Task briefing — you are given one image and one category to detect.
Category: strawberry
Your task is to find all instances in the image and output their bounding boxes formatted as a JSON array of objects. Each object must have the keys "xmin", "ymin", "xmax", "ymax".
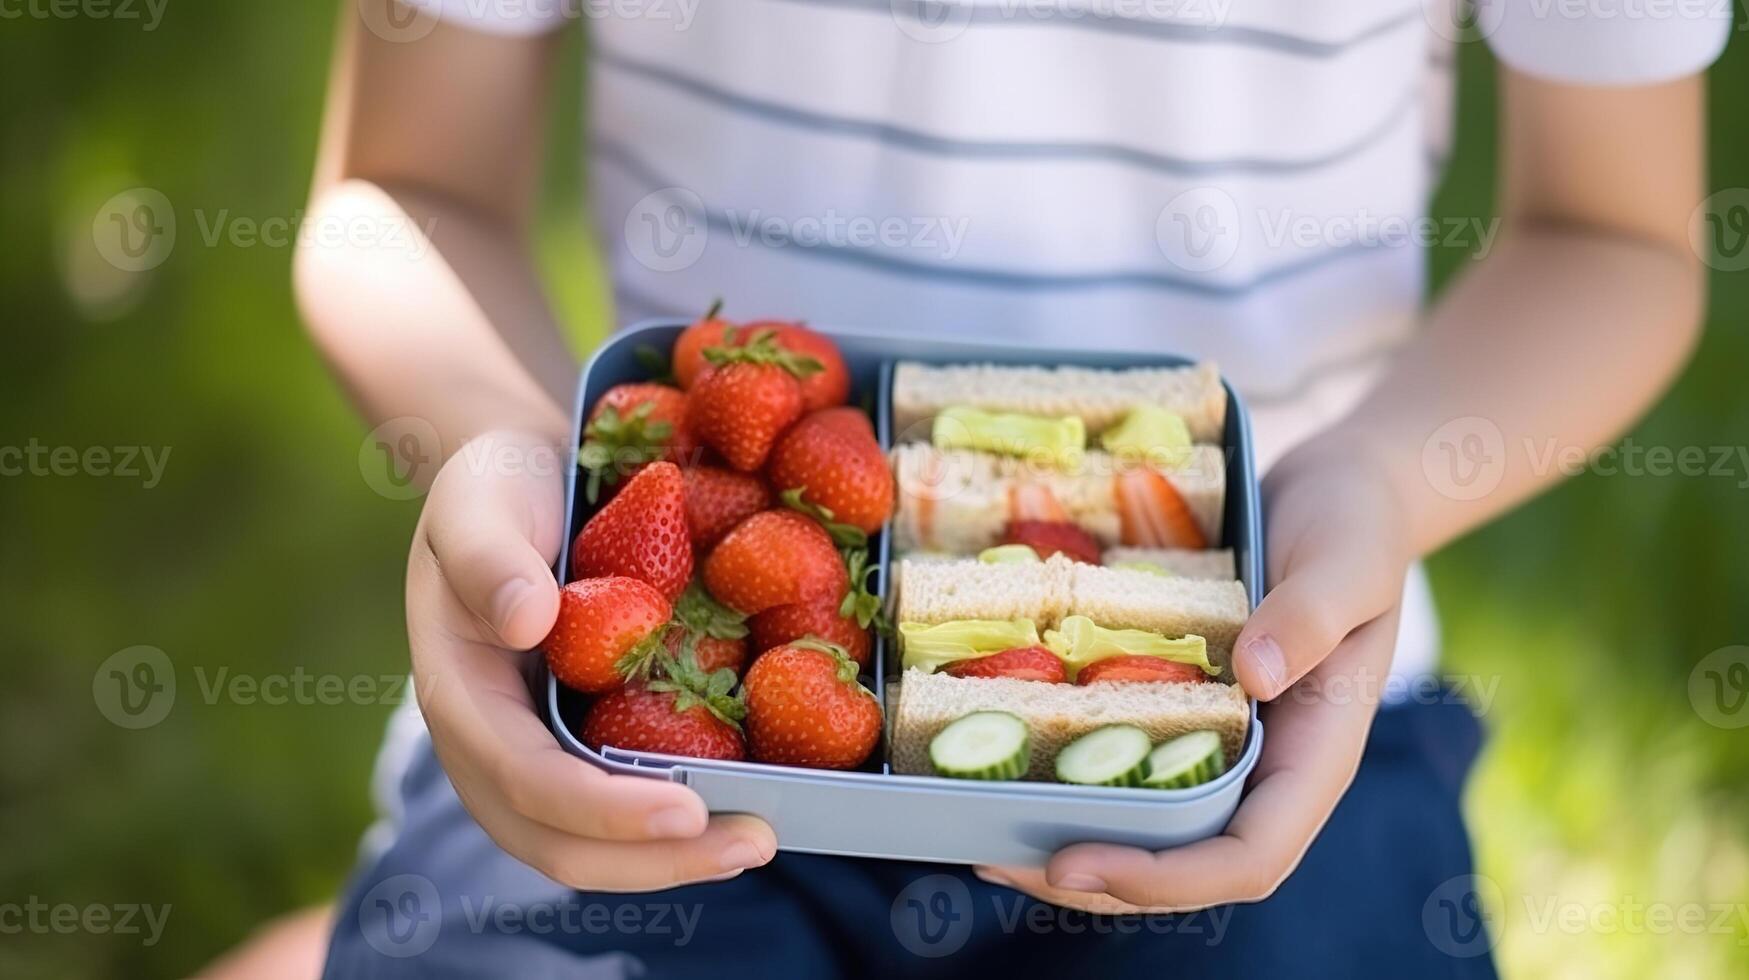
[
  {"xmin": 672, "ymin": 300, "xmax": 735, "ymax": 390},
  {"xmin": 581, "ymin": 649, "xmax": 747, "ymax": 760},
  {"xmin": 742, "ymin": 639, "xmax": 881, "ymax": 769},
  {"xmin": 744, "ymin": 321, "xmax": 851, "ymax": 411},
  {"xmin": 768, "ymin": 408, "xmax": 894, "ymax": 536},
  {"xmin": 665, "ymin": 582, "xmax": 751, "ymax": 676},
  {"xmin": 541, "ymin": 576, "xmax": 671, "ymax": 694},
  {"xmin": 578, "ymin": 383, "xmax": 698, "ymax": 503},
  {"xmin": 684, "ymin": 330, "xmax": 818, "ymax": 471},
  {"xmin": 1114, "ymin": 467, "xmax": 1207, "ymax": 549},
  {"xmin": 941, "ymin": 645, "xmax": 1067, "ymax": 683},
  {"xmin": 1001, "ymin": 519, "xmax": 1102, "ymax": 565},
  {"xmin": 703, "ymin": 510, "xmax": 848, "ymax": 615},
  {"xmin": 1076, "ymin": 655, "xmax": 1213, "ymax": 686},
  {"xmin": 746, "ymin": 546, "xmax": 881, "ymax": 666},
  {"xmin": 681, "ymin": 465, "xmax": 771, "ymax": 550},
  {"xmin": 749, "ymin": 602, "xmax": 870, "ymax": 669},
  {"xmin": 570, "ymin": 462, "xmax": 692, "ymax": 601}
]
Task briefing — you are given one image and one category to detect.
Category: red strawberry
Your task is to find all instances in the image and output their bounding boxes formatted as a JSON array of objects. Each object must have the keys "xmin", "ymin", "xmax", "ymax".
[
  {"xmin": 742, "ymin": 640, "xmax": 881, "ymax": 769},
  {"xmin": 579, "ymin": 384, "xmax": 698, "ymax": 503},
  {"xmin": 1076, "ymin": 655, "xmax": 1213, "ymax": 686},
  {"xmin": 681, "ymin": 465, "xmax": 771, "ymax": 550},
  {"xmin": 749, "ymin": 602, "xmax": 870, "ymax": 669},
  {"xmin": 744, "ymin": 321, "xmax": 850, "ymax": 411},
  {"xmin": 767, "ymin": 408, "xmax": 894, "ymax": 537},
  {"xmin": 685, "ymin": 331, "xmax": 817, "ymax": 471},
  {"xmin": 703, "ymin": 510, "xmax": 848, "ymax": 615},
  {"xmin": 581, "ymin": 657, "xmax": 747, "ymax": 761},
  {"xmin": 665, "ymin": 582, "xmax": 751, "ymax": 676},
  {"xmin": 1001, "ymin": 520, "xmax": 1102, "ymax": 566},
  {"xmin": 942, "ymin": 646, "xmax": 1067, "ymax": 683},
  {"xmin": 570, "ymin": 462, "xmax": 692, "ymax": 600},
  {"xmin": 541, "ymin": 576, "xmax": 671, "ymax": 694},
  {"xmin": 1114, "ymin": 467, "xmax": 1207, "ymax": 549},
  {"xmin": 672, "ymin": 301, "xmax": 736, "ymax": 390}
]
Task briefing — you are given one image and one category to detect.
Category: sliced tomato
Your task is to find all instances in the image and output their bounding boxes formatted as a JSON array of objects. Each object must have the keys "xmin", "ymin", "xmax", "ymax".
[
  {"xmin": 1076, "ymin": 654, "xmax": 1213, "ymax": 685},
  {"xmin": 941, "ymin": 646, "xmax": 1068, "ymax": 683},
  {"xmin": 1001, "ymin": 520, "xmax": 1101, "ymax": 565}
]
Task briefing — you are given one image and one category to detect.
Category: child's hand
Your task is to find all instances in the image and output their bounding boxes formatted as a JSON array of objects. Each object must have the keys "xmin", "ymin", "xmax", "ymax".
[
  {"xmin": 978, "ymin": 445, "xmax": 1410, "ymax": 911},
  {"xmin": 407, "ymin": 431, "xmax": 776, "ymax": 889}
]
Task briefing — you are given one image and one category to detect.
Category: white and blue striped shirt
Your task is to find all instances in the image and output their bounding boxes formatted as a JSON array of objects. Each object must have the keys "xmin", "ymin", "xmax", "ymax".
[{"xmin": 406, "ymin": 0, "xmax": 1729, "ymax": 683}]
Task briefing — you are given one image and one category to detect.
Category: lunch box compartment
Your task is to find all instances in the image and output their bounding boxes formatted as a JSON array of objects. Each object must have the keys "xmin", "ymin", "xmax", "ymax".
[{"xmin": 542, "ymin": 322, "xmax": 1265, "ymax": 867}]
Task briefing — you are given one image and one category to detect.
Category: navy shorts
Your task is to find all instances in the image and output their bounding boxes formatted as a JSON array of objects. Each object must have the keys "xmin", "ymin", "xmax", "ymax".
[{"xmin": 324, "ymin": 699, "xmax": 1498, "ymax": 979}]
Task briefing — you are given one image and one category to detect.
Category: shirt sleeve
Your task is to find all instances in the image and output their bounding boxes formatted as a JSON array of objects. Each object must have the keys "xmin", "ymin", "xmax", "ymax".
[
  {"xmin": 1481, "ymin": 0, "xmax": 1733, "ymax": 86},
  {"xmin": 401, "ymin": 0, "xmax": 576, "ymax": 37}
]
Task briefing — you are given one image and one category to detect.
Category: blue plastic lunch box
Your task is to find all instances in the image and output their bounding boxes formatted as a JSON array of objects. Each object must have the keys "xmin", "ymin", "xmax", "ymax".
[{"xmin": 541, "ymin": 321, "xmax": 1265, "ymax": 867}]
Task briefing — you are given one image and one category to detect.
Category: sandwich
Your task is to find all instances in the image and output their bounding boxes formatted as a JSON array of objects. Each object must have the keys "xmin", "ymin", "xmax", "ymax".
[
  {"xmin": 888, "ymin": 554, "xmax": 1251, "ymax": 783},
  {"xmin": 887, "ymin": 361, "xmax": 1229, "ymax": 555}
]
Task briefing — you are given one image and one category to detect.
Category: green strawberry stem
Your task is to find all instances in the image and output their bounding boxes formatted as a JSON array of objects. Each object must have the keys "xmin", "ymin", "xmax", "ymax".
[
  {"xmin": 579, "ymin": 402, "xmax": 672, "ymax": 504},
  {"xmin": 838, "ymin": 547, "xmax": 888, "ymax": 634},
  {"xmin": 788, "ymin": 637, "xmax": 862, "ymax": 685},
  {"xmin": 779, "ymin": 487, "xmax": 867, "ymax": 548},
  {"xmin": 675, "ymin": 581, "xmax": 750, "ymax": 640},
  {"xmin": 702, "ymin": 329, "xmax": 824, "ymax": 380}
]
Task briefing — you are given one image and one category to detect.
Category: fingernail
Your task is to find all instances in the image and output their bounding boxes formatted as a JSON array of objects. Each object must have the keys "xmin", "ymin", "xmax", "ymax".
[
  {"xmin": 1244, "ymin": 633, "xmax": 1287, "ymax": 698},
  {"xmin": 720, "ymin": 841, "xmax": 768, "ymax": 873},
  {"xmin": 490, "ymin": 578, "xmax": 535, "ymax": 636},
  {"xmin": 1052, "ymin": 873, "xmax": 1107, "ymax": 893},
  {"xmin": 646, "ymin": 807, "xmax": 698, "ymax": 838}
]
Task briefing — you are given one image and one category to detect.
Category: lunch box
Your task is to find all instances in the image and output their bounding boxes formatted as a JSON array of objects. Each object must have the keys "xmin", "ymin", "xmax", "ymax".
[{"xmin": 541, "ymin": 321, "xmax": 1265, "ymax": 867}]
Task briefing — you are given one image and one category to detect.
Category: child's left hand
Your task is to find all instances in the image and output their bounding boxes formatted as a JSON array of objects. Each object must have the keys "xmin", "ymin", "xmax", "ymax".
[{"xmin": 976, "ymin": 445, "xmax": 1413, "ymax": 912}]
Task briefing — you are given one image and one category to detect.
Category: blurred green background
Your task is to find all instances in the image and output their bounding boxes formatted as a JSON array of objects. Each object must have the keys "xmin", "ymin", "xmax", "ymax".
[{"xmin": 1, "ymin": 6, "xmax": 1745, "ymax": 978}]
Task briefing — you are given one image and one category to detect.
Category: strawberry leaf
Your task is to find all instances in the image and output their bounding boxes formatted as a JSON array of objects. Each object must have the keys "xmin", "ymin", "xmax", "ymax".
[
  {"xmin": 634, "ymin": 345, "xmax": 676, "ymax": 385},
  {"xmin": 579, "ymin": 402, "xmax": 672, "ymax": 504},
  {"xmin": 780, "ymin": 487, "xmax": 867, "ymax": 548},
  {"xmin": 675, "ymin": 582, "xmax": 750, "ymax": 640}
]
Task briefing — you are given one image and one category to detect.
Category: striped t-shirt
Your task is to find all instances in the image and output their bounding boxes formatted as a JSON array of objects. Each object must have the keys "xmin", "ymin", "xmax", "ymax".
[{"xmin": 406, "ymin": 0, "xmax": 1729, "ymax": 684}]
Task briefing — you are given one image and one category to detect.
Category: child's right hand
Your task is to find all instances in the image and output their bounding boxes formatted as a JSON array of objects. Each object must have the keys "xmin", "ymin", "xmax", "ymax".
[{"xmin": 405, "ymin": 430, "xmax": 777, "ymax": 889}]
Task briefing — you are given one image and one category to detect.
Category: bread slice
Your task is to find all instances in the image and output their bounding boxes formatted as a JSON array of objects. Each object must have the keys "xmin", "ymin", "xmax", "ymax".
[
  {"xmin": 890, "ymin": 443, "xmax": 1225, "ymax": 552},
  {"xmin": 1067, "ymin": 563, "xmax": 1250, "ymax": 674},
  {"xmin": 1103, "ymin": 547, "xmax": 1236, "ymax": 580},
  {"xmin": 891, "ymin": 361, "xmax": 1228, "ymax": 443},
  {"xmin": 890, "ymin": 669, "xmax": 1250, "ymax": 781},
  {"xmin": 894, "ymin": 557, "xmax": 1072, "ymax": 626},
  {"xmin": 894, "ymin": 555, "xmax": 1250, "ymax": 674}
]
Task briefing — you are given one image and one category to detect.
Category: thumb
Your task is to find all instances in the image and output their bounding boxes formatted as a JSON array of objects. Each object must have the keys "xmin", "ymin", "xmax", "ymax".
[
  {"xmin": 419, "ymin": 450, "xmax": 565, "ymax": 652},
  {"xmin": 1233, "ymin": 546, "xmax": 1401, "ymax": 701}
]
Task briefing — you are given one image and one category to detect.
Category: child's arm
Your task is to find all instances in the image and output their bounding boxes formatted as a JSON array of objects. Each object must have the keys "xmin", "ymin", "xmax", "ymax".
[
  {"xmin": 989, "ymin": 69, "xmax": 1708, "ymax": 911},
  {"xmin": 294, "ymin": 5, "xmax": 774, "ymax": 890}
]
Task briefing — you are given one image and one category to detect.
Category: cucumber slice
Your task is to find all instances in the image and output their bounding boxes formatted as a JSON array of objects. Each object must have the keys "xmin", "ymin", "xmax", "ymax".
[
  {"xmin": 1054, "ymin": 725, "xmax": 1153, "ymax": 787},
  {"xmin": 930, "ymin": 711, "xmax": 1031, "ymax": 780},
  {"xmin": 1142, "ymin": 731, "xmax": 1227, "ymax": 789}
]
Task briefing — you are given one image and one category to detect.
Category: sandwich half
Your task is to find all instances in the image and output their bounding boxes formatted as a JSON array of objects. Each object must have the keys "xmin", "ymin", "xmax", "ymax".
[
  {"xmin": 889, "ymin": 555, "xmax": 1251, "ymax": 781},
  {"xmin": 887, "ymin": 360, "xmax": 1229, "ymax": 555},
  {"xmin": 891, "ymin": 361, "xmax": 1228, "ymax": 444}
]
